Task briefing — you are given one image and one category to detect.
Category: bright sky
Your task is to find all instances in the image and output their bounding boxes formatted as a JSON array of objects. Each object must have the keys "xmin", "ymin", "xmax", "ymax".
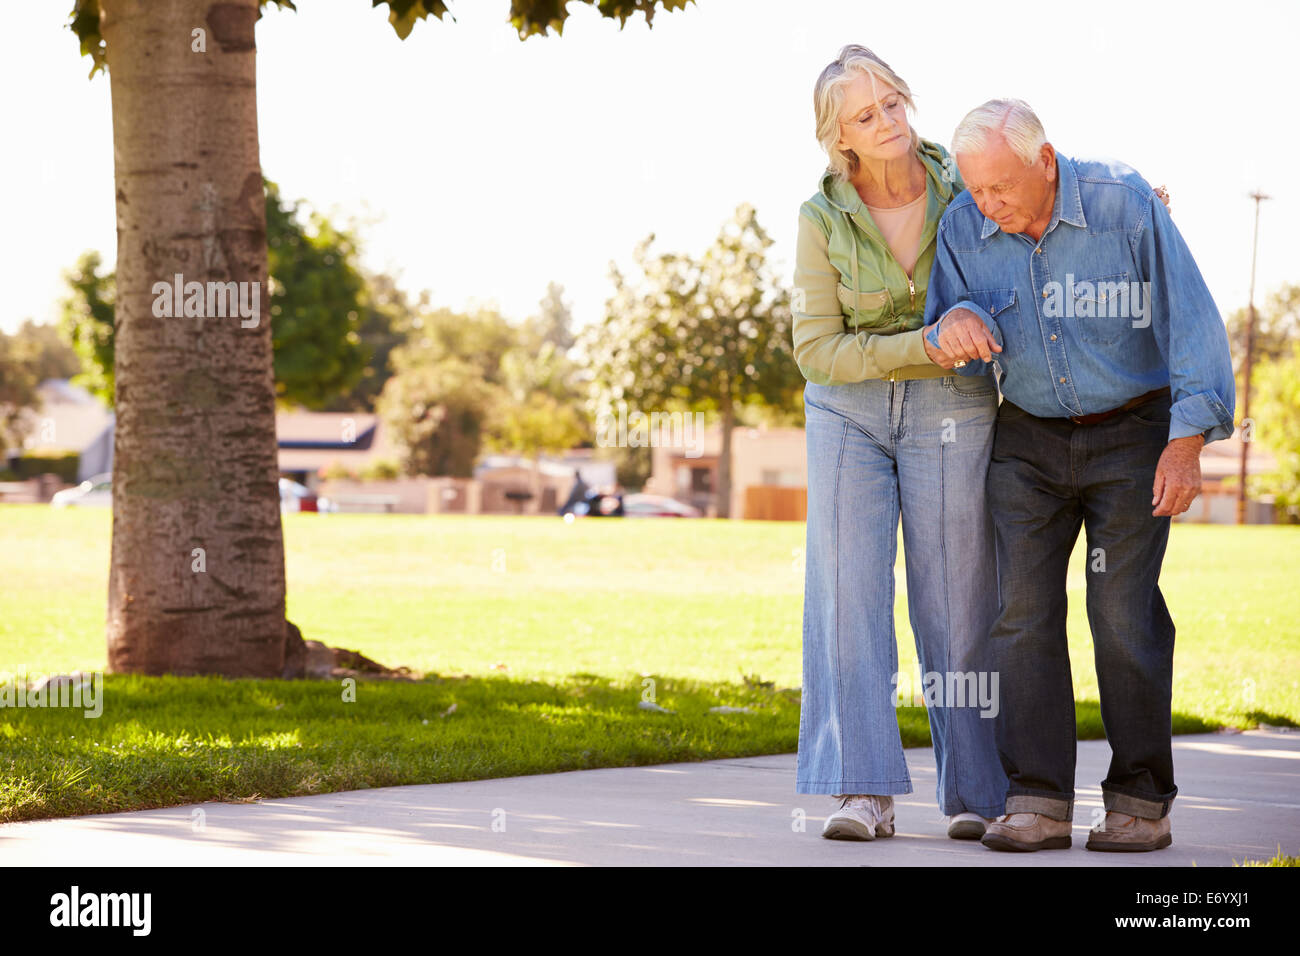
[{"xmin": 3, "ymin": 0, "xmax": 1296, "ymax": 338}]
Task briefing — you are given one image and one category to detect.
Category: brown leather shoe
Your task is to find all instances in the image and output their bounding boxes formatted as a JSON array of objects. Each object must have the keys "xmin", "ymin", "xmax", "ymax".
[
  {"xmin": 980, "ymin": 812, "xmax": 1072, "ymax": 851},
  {"xmin": 1085, "ymin": 811, "xmax": 1172, "ymax": 852}
]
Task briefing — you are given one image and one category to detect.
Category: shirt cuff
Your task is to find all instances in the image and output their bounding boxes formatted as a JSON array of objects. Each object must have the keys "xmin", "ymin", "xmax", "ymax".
[{"xmin": 1169, "ymin": 391, "xmax": 1235, "ymax": 444}]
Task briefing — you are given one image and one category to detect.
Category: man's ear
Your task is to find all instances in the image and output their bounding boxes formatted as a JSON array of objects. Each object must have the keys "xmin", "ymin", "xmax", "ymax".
[{"xmin": 1041, "ymin": 143, "xmax": 1057, "ymax": 182}]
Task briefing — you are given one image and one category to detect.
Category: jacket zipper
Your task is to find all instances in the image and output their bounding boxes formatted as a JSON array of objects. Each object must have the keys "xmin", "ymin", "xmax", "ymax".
[{"xmin": 907, "ymin": 276, "xmax": 916, "ymax": 312}]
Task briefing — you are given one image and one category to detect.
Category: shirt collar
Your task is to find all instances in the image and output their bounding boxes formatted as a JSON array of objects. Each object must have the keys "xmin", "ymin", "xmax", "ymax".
[{"xmin": 977, "ymin": 148, "xmax": 1086, "ymax": 239}]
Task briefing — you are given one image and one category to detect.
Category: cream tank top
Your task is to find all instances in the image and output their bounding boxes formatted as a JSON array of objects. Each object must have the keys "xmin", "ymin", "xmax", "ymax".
[{"xmin": 864, "ymin": 190, "xmax": 926, "ymax": 278}]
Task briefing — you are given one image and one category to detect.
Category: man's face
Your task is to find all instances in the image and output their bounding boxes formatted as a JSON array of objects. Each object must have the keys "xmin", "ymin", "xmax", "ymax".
[{"xmin": 955, "ymin": 136, "xmax": 1057, "ymax": 237}]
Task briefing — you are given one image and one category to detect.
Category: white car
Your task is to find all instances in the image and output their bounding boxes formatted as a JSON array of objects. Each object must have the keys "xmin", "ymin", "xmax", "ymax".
[
  {"xmin": 50, "ymin": 473, "xmax": 113, "ymax": 507},
  {"xmin": 279, "ymin": 478, "xmax": 335, "ymax": 513},
  {"xmin": 620, "ymin": 493, "xmax": 703, "ymax": 518},
  {"xmin": 51, "ymin": 473, "xmax": 333, "ymax": 513}
]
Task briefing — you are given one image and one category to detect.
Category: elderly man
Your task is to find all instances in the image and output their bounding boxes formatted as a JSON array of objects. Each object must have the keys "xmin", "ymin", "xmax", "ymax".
[{"xmin": 921, "ymin": 99, "xmax": 1235, "ymax": 852}]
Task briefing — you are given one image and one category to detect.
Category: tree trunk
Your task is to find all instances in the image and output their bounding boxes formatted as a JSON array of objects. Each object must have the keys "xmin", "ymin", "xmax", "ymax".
[
  {"xmin": 716, "ymin": 385, "xmax": 734, "ymax": 519},
  {"xmin": 102, "ymin": 0, "xmax": 287, "ymax": 676},
  {"xmin": 532, "ymin": 449, "xmax": 543, "ymax": 515}
]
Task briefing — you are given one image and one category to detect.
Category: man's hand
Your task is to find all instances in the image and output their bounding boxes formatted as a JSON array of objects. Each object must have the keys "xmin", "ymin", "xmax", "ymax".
[
  {"xmin": 922, "ymin": 322, "xmax": 957, "ymax": 369},
  {"xmin": 1152, "ymin": 434, "xmax": 1203, "ymax": 516},
  {"xmin": 937, "ymin": 308, "xmax": 1003, "ymax": 363}
]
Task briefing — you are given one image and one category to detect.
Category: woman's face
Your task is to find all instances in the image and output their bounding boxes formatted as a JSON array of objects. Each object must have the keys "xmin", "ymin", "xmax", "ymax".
[{"xmin": 835, "ymin": 72, "xmax": 911, "ymax": 166}]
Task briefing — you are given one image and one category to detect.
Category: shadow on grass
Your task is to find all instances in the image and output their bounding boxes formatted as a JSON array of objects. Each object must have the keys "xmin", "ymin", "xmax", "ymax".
[{"xmin": 0, "ymin": 675, "xmax": 1277, "ymax": 824}]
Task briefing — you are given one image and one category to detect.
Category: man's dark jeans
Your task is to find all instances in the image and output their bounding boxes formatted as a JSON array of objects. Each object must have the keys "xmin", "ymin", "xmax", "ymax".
[{"xmin": 987, "ymin": 391, "xmax": 1178, "ymax": 822}]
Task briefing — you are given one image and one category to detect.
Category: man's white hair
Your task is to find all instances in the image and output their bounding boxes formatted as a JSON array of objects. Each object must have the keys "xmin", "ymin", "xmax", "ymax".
[{"xmin": 951, "ymin": 98, "xmax": 1046, "ymax": 165}]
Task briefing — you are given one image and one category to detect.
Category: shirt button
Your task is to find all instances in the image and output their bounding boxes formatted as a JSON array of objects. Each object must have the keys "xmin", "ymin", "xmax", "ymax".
[
  {"xmin": 1036, "ymin": 248, "xmax": 1042, "ymax": 254},
  {"xmin": 1050, "ymin": 334, "xmax": 1057, "ymax": 341},
  {"xmin": 1059, "ymin": 377, "xmax": 1066, "ymax": 384},
  {"xmin": 1041, "ymin": 290, "xmax": 1048, "ymax": 298}
]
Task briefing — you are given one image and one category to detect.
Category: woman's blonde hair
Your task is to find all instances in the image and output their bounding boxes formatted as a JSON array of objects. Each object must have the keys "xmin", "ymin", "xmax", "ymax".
[{"xmin": 813, "ymin": 44, "xmax": 918, "ymax": 184}]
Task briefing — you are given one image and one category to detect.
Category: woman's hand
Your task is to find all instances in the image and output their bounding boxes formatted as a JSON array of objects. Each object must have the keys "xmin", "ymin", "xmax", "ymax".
[{"xmin": 1155, "ymin": 184, "xmax": 1171, "ymax": 211}]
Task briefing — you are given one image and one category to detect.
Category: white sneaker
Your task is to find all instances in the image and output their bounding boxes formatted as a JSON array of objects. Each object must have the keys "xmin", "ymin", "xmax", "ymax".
[
  {"xmin": 822, "ymin": 794, "xmax": 895, "ymax": 840},
  {"xmin": 943, "ymin": 811, "xmax": 993, "ymax": 840}
]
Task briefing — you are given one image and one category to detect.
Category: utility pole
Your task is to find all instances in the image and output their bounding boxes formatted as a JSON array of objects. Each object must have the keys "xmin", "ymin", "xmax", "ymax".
[{"xmin": 1237, "ymin": 190, "xmax": 1270, "ymax": 524}]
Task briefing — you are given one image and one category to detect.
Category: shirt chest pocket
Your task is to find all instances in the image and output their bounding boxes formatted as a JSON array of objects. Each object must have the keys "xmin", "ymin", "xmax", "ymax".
[
  {"xmin": 1064, "ymin": 272, "xmax": 1134, "ymax": 346},
  {"xmin": 966, "ymin": 288, "xmax": 1021, "ymax": 355}
]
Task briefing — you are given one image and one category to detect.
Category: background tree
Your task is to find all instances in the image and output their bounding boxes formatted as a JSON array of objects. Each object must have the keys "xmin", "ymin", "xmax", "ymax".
[
  {"xmin": 58, "ymin": 180, "xmax": 370, "ymax": 411},
  {"xmin": 1224, "ymin": 282, "xmax": 1300, "ymax": 397},
  {"xmin": 70, "ymin": 0, "xmax": 692, "ymax": 677},
  {"xmin": 322, "ymin": 270, "xmax": 417, "ymax": 413},
  {"xmin": 10, "ymin": 319, "xmax": 82, "ymax": 384},
  {"xmin": 378, "ymin": 353, "xmax": 502, "ymax": 478},
  {"xmin": 377, "ymin": 305, "xmax": 520, "ymax": 477},
  {"xmin": 58, "ymin": 251, "xmax": 116, "ymax": 405},
  {"xmin": 0, "ymin": 331, "xmax": 43, "ymax": 454},
  {"xmin": 265, "ymin": 179, "xmax": 367, "ymax": 408},
  {"xmin": 483, "ymin": 318, "xmax": 590, "ymax": 505},
  {"xmin": 580, "ymin": 203, "xmax": 801, "ymax": 517},
  {"xmin": 1248, "ymin": 343, "xmax": 1300, "ymax": 523},
  {"xmin": 527, "ymin": 281, "xmax": 577, "ymax": 353}
]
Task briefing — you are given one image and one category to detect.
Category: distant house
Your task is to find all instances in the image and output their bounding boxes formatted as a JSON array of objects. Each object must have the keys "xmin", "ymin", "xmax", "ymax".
[
  {"xmin": 11, "ymin": 380, "xmax": 114, "ymax": 481},
  {"xmin": 274, "ymin": 411, "xmax": 399, "ymax": 488},
  {"xmin": 644, "ymin": 421, "xmax": 807, "ymax": 520}
]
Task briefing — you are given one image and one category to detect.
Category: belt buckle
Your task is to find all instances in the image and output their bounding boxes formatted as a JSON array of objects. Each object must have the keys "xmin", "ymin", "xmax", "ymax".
[{"xmin": 1068, "ymin": 414, "xmax": 1084, "ymax": 425}]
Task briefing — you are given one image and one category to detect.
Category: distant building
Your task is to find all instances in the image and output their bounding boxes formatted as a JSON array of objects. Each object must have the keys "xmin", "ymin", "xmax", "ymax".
[
  {"xmin": 274, "ymin": 411, "xmax": 397, "ymax": 488},
  {"xmin": 644, "ymin": 421, "xmax": 807, "ymax": 520},
  {"xmin": 12, "ymin": 380, "xmax": 114, "ymax": 480}
]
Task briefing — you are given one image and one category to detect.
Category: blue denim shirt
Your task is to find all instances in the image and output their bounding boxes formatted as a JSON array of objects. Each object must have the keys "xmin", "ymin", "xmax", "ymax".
[{"xmin": 923, "ymin": 150, "xmax": 1236, "ymax": 444}]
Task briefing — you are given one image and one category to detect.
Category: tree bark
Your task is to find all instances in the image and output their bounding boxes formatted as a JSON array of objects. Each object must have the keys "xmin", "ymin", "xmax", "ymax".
[{"xmin": 102, "ymin": 0, "xmax": 287, "ymax": 676}]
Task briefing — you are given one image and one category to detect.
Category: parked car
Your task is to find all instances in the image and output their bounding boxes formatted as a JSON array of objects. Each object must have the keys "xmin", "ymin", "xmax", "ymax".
[
  {"xmin": 52, "ymin": 474, "xmax": 333, "ymax": 513},
  {"xmin": 280, "ymin": 478, "xmax": 335, "ymax": 513},
  {"xmin": 621, "ymin": 493, "xmax": 702, "ymax": 518},
  {"xmin": 50, "ymin": 473, "xmax": 113, "ymax": 508}
]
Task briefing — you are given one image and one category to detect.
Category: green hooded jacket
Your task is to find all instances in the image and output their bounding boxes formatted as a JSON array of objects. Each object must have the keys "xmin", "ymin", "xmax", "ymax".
[{"xmin": 792, "ymin": 137, "xmax": 965, "ymax": 386}]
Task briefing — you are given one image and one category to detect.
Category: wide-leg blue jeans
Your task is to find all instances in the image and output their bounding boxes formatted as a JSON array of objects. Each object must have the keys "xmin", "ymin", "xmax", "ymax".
[{"xmin": 796, "ymin": 373, "xmax": 1008, "ymax": 818}]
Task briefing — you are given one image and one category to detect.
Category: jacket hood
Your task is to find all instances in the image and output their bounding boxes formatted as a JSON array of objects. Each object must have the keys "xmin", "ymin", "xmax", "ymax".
[{"xmin": 809, "ymin": 137, "xmax": 960, "ymax": 333}]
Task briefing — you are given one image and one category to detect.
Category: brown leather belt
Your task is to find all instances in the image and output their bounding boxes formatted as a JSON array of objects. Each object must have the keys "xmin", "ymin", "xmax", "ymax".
[{"xmin": 1067, "ymin": 386, "xmax": 1170, "ymax": 426}]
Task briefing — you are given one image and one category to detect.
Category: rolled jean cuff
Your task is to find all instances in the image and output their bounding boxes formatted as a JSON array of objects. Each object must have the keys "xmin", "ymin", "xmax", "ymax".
[
  {"xmin": 1103, "ymin": 787, "xmax": 1176, "ymax": 820},
  {"xmin": 1006, "ymin": 793, "xmax": 1073, "ymax": 821}
]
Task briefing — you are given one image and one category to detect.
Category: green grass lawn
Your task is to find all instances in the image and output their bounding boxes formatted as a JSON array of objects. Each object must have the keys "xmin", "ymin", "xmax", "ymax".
[{"xmin": 0, "ymin": 504, "xmax": 1296, "ymax": 822}]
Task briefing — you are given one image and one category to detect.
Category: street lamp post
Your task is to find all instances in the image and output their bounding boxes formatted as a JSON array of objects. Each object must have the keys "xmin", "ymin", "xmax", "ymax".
[{"xmin": 1237, "ymin": 190, "xmax": 1270, "ymax": 525}]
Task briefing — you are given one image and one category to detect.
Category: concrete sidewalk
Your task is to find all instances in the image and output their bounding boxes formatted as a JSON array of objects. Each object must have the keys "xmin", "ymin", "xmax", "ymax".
[{"xmin": 2, "ymin": 729, "xmax": 1296, "ymax": 866}]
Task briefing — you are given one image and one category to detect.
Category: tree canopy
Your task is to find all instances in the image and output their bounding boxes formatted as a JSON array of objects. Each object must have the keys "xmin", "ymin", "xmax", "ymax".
[{"xmin": 70, "ymin": 0, "xmax": 694, "ymax": 76}]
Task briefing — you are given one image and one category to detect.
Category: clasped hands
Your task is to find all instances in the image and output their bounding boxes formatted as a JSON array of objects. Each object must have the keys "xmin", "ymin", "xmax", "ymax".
[{"xmin": 921, "ymin": 309, "xmax": 1001, "ymax": 369}]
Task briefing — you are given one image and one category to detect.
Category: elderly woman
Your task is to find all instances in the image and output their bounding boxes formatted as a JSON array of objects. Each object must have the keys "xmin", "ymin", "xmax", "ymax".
[{"xmin": 791, "ymin": 44, "xmax": 1005, "ymax": 840}]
